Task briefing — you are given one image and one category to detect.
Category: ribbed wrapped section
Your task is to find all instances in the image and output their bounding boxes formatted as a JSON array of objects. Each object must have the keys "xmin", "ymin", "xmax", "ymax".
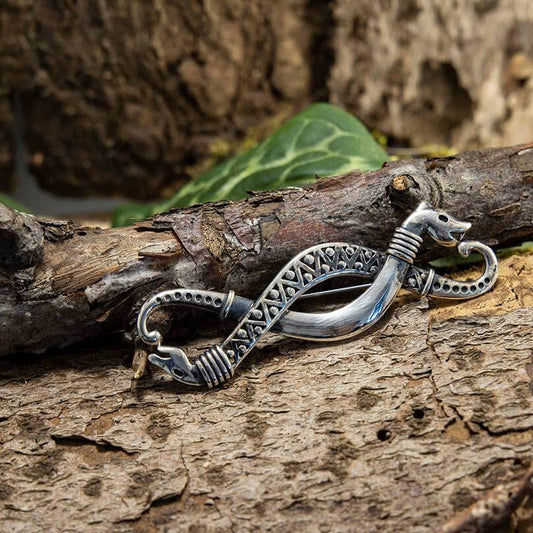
[
  {"xmin": 386, "ymin": 227, "xmax": 422, "ymax": 264},
  {"xmin": 195, "ymin": 345, "xmax": 235, "ymax": 389}
]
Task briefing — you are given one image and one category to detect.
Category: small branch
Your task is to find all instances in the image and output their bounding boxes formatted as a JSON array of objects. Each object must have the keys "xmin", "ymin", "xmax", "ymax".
[{"xmin": 438, "ymin": 464, "xmax": 533, "ymax": 533}]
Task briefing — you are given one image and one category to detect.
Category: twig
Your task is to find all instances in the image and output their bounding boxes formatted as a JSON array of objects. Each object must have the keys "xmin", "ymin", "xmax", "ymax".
[{"xmin": 438, "ymin": 464, "xmax": 533, "ymax": 533}]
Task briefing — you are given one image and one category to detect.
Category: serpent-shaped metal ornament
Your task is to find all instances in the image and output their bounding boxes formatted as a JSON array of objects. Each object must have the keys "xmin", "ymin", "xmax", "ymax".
[{"xmin": 137, "ymin": 202, "xmax": 498, "ymax": 388}]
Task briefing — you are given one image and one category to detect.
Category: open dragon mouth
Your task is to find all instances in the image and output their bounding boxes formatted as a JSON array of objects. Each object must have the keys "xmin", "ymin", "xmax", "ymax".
[
  {"xmin": 428, "ymin": 225, "xmax": 470, "ymax": 247},
  {"xmin": 450, "ymin": 230, "xmax": 466, "ymax": 243}
]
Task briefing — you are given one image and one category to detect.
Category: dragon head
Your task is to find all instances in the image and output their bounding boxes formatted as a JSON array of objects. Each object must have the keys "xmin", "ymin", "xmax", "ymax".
[{"xmin": 404, "ymin": 201, "xmax": 472, "ymax": 247}]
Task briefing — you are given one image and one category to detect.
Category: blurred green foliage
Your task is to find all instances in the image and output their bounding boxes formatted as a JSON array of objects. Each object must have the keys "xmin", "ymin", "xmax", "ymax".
[
  {"xmin": 112, "ymin": 103, "xmax": 388, "ymax": 226},
  {"xmin": 430, "ymin": 241, "xmax": 533, "ymax": 269},
  {"xmin": 0, "ymin": 192, "xmax": 31, "ymax": 213}
]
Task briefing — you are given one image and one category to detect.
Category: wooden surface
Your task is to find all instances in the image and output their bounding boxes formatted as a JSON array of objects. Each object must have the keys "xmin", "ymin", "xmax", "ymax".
[
  {"xmin": 0, "ymin": 144, "xmax": 531, "ymax": 530},
  {"xmin": 0, "ymin": 144, "xmax": 532, "ymax": 356},
  {"xmin": 0, "ymin": 253, "xmax": 531, "ymax": 531}
]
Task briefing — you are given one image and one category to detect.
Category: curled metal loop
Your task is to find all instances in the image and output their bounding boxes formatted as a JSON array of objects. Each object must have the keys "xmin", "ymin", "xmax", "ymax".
[{"xmin": 426, "ymin": 241, "xmax": 498, "ymax": 299}]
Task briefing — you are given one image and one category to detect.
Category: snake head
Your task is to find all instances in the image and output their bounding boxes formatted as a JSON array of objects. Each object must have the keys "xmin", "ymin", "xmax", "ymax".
[{"xmin": 148, "ymin": 345, "xmax": 204, "ymax": 386}]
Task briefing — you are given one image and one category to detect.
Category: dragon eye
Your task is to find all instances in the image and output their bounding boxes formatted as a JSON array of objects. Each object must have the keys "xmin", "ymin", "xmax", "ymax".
[{"xmin": 438, "ymin": 214, "xmax": 449, "ymax": 222}]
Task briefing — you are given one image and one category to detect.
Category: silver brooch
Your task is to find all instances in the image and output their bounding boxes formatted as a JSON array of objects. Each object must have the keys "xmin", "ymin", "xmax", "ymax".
[{"xmin": 137, "ymin": 202, "xmax": 498, "ymax": 388}]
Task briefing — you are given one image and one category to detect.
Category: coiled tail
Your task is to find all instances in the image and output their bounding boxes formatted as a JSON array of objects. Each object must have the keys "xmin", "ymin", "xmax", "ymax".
[{"xmin": 426, "ymin": 242, "xmax": 498, "ymax": 299}]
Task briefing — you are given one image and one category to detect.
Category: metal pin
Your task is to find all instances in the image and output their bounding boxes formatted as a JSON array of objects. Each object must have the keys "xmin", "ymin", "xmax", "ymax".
[{"xmin": 298, "ymin": 283, "xmax": 372, "ymax": 299}]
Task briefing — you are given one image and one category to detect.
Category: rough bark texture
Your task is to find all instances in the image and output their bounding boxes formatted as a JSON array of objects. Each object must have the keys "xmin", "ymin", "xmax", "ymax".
[
  {"xmin": 0, "ymin": 0, "xmax": 324, "ymax": 197},
  {"xmin": 0, "ymin": 0, "xmax": 531, "ymax": 198},
  {"xmin": 0, "ymin": 145, "xmax": 531, "ymax": 357},
  {"xmin": 0, "ymin": 252, "xmax": 531, "ymax": 531},
  {"xmin": 331, "ymin": 0, "xmax": 533, "ymax": 149}
]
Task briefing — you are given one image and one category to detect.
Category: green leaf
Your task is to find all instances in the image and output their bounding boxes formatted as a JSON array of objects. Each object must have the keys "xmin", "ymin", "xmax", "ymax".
[
  {"xmin": 0, "ymin": 192, "xmax": 32, "ymax": 213},
  {"xmin": 112, "ymin": 103, "xmax": 388, "ymax": 226},
  {"xmin": 112, "ymin": 202, "xmax": 155, "ymax": 227}
]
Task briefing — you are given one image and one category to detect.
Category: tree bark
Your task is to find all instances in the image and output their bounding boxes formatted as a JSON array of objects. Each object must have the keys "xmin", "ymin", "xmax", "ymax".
[
  {"xmin": 0, "ymin": 252, "xmax": 531, "ymax": 531},
  {"xmin": 0, "ymin": 144, "xmax": 532, "ymax": 356}
]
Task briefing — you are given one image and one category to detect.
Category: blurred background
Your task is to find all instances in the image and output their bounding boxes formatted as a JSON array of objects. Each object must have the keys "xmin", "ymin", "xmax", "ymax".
[{"xmin": 0, "ymin": 0, "xmax": 531, "ymax": 220}]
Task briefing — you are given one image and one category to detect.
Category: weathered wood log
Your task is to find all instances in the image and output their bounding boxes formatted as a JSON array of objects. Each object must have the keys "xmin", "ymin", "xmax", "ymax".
[
  {"xmin": 0, "ymin": 252, "xmax": 531, "ymax": 530},
  {"xmin": 0, "ymin": 144, "xmax": 532, "ymax": 356}
]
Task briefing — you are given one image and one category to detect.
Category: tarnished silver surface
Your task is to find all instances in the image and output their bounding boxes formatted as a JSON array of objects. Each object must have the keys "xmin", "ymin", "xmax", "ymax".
[{"xmin": 137, "ymin": 202, "xmax": 499, "ymax": 388}]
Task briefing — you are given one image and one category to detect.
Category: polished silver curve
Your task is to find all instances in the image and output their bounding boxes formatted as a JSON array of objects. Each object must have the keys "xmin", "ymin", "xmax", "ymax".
[{"xmin": 272, "ymin": 256, "xmax": 409, "ymax": 340}]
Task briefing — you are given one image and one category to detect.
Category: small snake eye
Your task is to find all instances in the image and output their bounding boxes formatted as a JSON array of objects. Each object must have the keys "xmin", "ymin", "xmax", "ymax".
[{"xmin": 438, "ymin": 214, "xmax": 449, "ymax": 222}]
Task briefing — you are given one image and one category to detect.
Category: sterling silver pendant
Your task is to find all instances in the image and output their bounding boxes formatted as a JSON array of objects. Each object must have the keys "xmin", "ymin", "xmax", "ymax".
[{"xmin": 137, "ymin": 202, "xmax": 498, "ymax": 388}]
